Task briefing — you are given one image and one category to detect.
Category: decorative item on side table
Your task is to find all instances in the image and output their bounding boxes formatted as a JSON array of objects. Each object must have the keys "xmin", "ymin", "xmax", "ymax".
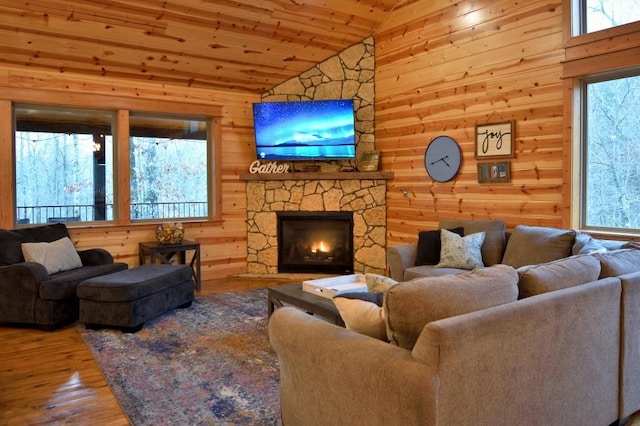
[{"xmin": 155, "ymin": 222, "xmax": 185, "ymax": 245}]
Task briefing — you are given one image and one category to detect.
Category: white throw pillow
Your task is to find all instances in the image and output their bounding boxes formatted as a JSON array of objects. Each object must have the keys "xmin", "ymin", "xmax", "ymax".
[
  {"xmin": 435, "ymin": 229, "xmax": 485, "ymax": 270},
  {"xmin": 21, "ymin": 237, "xmax": 83, "ymax": 274}
]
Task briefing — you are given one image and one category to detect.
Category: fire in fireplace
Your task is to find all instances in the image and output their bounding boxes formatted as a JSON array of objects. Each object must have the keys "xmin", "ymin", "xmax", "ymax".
[{"xmin": 277, "ymin": 211, "xmax": 354, "ymax": 274}]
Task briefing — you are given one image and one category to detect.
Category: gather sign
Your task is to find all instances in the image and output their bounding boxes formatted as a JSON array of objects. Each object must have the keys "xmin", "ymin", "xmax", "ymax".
[{"xmin": 248, "ymin": 160, "xmax": 290, "ymax": 174}]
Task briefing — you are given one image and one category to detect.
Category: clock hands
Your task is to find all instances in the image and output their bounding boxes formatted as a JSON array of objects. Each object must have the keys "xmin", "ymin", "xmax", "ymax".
[{"xmin": 430, "ymin": 155, "xmax": 451, "ymax": 168}]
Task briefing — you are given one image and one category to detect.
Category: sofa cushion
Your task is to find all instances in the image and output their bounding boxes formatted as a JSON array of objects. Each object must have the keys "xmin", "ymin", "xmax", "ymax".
[
  {"xmin": 19, "ymin": 223, "xmax": 69, "ymax": 243},
  {"xmin": 384, "ymin": 264, "xmax": 519, "ymax": 349},
  {"xmin": 415, "ymin": 227, "xmax": 464, "ymax": 266},
  {"xmin": 39, "ymin": 263, "xmax": 128, "ymax": 300},
  {"xmin": 0, "ymin": 229, "xmax": 25, "ymax": 265},
  {"xmin": 595, "ymin": 249, "xmax": 640, "ymax": 278},
  {"xmin": 439, "ymin": 219, "xmax": 506, "ymax": 266},
  {"xmin": 403, "ymin": 265, "xmax": 468, "ymax": 281},
  {"xmin": 517, "ymin": 254, "xmax": 602, "ymax": 298},
  {"xmin": 502, "ymin": 225, "xmax": 576, "ymax": 268},
  {"xmin": 435, "ymin": 230, "xmax": 485, "ymax": 270},
  {"xmin": 333, "ymin": 292, "xmax": 387, "ymax": 340}
]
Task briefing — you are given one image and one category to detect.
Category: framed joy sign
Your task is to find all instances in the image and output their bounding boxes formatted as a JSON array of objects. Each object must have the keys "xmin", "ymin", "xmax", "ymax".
[{"xmin": 475, "ymin": 121, "xmax": 514, "ymax": 159}]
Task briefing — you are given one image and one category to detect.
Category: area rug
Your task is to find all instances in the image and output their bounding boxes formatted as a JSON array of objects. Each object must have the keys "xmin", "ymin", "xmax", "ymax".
[{"xmin": 78, "ymin": 289, "xmax": 281, "ymax": 425}]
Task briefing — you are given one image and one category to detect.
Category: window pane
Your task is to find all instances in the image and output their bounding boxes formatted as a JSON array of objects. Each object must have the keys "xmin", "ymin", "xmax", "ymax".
[
  {"xmin": 14, "ymin": 105, "xmax": 114, "ymax": 225},
  {"xmin": 585, "ymin": 0, "xmax": 640, "ymax": 33},
  {"xmin": 584, "ymin": 75, "xmax": 640, "ymax": 230},
  {"xmin": 129, "ymin": 113, "xmax": 208, "ymax": 220}
]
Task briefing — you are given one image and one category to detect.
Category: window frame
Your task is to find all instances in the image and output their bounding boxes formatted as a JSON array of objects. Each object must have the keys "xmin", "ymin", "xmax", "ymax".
[
  {"xmin": 563, "ymin": 0, "xmax": 640, "ymax": 237},
  {"xmin": 1, "ymin": 88, "xmax": 222, "ymax": 227},
  {"xmin": 579, "ymin": 71, "xmax": 640, "ymax": 233}
]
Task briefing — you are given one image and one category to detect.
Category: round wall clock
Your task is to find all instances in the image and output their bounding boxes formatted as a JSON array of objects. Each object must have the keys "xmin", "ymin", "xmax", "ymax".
[{"xmin": 424, "ymin": 136, "xmax": 462, "ymax": 182}]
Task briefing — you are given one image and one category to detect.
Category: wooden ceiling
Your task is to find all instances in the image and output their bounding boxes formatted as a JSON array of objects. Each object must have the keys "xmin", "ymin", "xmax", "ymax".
[{"xmin": 0, "ymin": 0, "xmax": 400, "ymax": 94}]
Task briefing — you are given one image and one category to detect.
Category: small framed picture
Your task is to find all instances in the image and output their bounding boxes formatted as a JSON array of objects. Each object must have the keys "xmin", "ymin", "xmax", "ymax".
[
  {"xmin": 475, "ymin": 121, "xmax": 514, "ymax": 159},
  {"xmin": 477, "ymin": 161, "xmax": 511, "ymax": 184},
  {"xmin": 358, "ymin": 151, "xmax": 380, "ymax": 172}
]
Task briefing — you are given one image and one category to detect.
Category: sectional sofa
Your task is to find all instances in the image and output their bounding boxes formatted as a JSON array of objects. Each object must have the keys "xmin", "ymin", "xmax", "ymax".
[{"xmin": 268, "ymin": 221, "xmax": 640, "ymax": 425}]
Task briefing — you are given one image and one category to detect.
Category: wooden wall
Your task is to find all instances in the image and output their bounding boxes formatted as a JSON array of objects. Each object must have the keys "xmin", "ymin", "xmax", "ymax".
[
  {"xmin": 375, "ymin": 0, "xmax": 567, "ymax": 246},
  {"xmin": 0, "ymin": 65, "xmax": 258, "ymax": 280}
]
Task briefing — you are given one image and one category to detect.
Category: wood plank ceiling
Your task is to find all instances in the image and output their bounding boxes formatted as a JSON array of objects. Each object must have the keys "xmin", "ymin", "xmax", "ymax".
[{"xmin": 0, "ymin": 0, "xmax": 400, "ymax": 94}]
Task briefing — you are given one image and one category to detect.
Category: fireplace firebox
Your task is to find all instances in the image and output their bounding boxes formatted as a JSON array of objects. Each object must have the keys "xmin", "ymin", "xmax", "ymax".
[{"xmin": 277, "ymin": 211, "xmax": 354, "ymax": 274}]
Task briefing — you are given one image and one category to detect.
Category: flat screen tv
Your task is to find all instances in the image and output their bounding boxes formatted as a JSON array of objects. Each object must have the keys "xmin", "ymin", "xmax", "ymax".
[{"xmin": 253, "ymin": 99, "xmax": 356, "ymax": 161}]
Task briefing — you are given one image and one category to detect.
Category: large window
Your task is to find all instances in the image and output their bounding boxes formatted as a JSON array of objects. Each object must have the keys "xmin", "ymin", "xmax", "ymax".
[
  {"xmin": 581, "ymin": 0, "xmax": 640, "ymax": 33},
  {"xmin": 14, "ymin": 104, "xmax": 216, "ymax": 226},
  {"xmin": 129, "ymin": 113, "xmax": 209, "ymax": 220},
  {"xmin": 582, "ymin": 74, "xmax": 640, "ymax": 231},
  {"xmin": 15, "ymin": 105, "xmax": 115, "ymax": 225}
]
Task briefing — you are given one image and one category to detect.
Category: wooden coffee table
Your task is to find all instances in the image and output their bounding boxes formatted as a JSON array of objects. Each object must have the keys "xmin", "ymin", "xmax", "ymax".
[{"xmin": 267, "ymin": 283, "xmax": 344, "ymax": 327}]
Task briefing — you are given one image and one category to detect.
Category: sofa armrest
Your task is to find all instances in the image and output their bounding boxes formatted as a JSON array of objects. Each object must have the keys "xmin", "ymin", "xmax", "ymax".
[
  {"xmin": 410, "ymin": 278, "xmax": 621, "ymax": 425},
  {"xmin": 0, "ymin": 262, "xmax": 49, "ymax": 293},
  {"xmin": 78, "ymin": 248, "xmax": 114, "ymax": 266},
  {"xmin": 268, "ymin": 307, "xmax": 437, "ymax": 426},
  {"xmin": 386, "ymin": 242, "xmax": 417, "ymax": 281},
  {"xmin": 0, "ymin": 262, "xmax": 49, "ymax": 324}
]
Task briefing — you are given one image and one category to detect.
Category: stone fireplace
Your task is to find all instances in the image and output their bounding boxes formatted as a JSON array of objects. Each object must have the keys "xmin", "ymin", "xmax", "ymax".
[
  {"xmin": 277, "ymin": 211, "xmax": 354, "ymax": 274},
  {"xmin": 242, "ymin": 172, "xmax": 392, "ymax": 275}
]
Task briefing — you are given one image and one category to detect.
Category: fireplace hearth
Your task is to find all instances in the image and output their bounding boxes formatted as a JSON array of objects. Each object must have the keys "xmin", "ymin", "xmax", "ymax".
[{"xmin": 277, "ymin": 211, "xmax": 354, "ymax": 274}]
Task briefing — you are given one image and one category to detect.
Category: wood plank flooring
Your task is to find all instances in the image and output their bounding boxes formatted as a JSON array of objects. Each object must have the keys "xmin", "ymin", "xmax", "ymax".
[
  {"xmin": 2, "ymin": 275, "xmax": 640, "ymax": 425},
  {"xmin": 0, "ymin": 276, "xmax": 292, "ymax": 426}
]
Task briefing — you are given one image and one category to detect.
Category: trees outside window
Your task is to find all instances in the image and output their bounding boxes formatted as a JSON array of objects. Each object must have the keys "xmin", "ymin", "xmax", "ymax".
[
  {"xmin": 583, "ymin": 0, "xmax": 640, "ymax": 33},
  {"xmin": 14, "ymin": 105, "xmax": 214, "ymax": 226},
  {"xmin": 14, "ymin": 105, "xmax": 114, "ymax": 224},
  {"xmin": 129, "ymin": 113, "xmax": 208, "ymax": 220},
  {"xmin": 583, "ymin": 75, "xmax": 640, "ymax": 231}
]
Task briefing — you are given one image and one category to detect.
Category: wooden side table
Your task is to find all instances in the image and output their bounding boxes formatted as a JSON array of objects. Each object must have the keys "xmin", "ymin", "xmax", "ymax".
[{"xmin": 138, "ymin": 240, "xmax": 201, "ymax": 291}]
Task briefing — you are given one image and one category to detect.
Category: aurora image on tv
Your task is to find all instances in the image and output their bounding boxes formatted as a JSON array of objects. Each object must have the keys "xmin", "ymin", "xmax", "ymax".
[{"xmin": 253, "ymin": 99, "xmax": 356, "ymax": 160}]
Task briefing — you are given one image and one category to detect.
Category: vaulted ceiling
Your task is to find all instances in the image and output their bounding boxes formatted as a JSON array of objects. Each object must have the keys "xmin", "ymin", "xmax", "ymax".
[{"xmin": 0, "ymin": 0, "xmax": 400, "ymax": 94}]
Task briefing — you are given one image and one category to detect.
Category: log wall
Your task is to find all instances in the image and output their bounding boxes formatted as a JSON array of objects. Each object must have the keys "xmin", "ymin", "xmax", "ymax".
[
  {"xmin": 375, "ymin": 0, "xmax": 567, "ymax": 246},
  {"xmin": 0, "ymin": 65, "xmax": 258, "ymax": 280}
]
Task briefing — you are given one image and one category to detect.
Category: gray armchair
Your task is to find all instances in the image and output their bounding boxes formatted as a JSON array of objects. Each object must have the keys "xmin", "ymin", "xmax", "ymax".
[{"xmin": 0, "ymin": 223, "xmax": 127, "ymax": 330}]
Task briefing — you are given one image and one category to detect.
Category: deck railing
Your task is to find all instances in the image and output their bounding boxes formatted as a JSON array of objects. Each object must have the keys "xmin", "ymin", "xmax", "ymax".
[{"xmin": 16, "ymin": 202, "xmax": 207, "ymax": 224}]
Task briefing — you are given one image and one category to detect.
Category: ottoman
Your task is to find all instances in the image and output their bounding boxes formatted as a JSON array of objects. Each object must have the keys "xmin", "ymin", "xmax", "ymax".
[{"xmin": 77, "ymin": 264, "xmax": 195, "ymax": 332}]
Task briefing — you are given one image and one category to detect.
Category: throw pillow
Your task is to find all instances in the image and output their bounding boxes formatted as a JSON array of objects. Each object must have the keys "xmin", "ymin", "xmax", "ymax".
[
  {"xmin": 435, "ymin": 229, "xmax": 485, "ymax": 270},
  {"xmin": 439, "ymin": 219, "xmax": 507, "ymax": 266},
  {"xmin": 333, "ymin": 292, "xmax": 387, "ymax": 341},
  {"xmin": 21, "ymin": 236, "xmax": 83, "ymax": 275},
  {"xmin": 572, "ymin": 232, "xmax": 607, "ymax": 255},
  {"xmin": 365, "ymin": 273, "xmax": 398, "ymax": 293},
  {"xmin": 384, "ymin": 264, "xmax": 519, "ymax": 349},
  {"xmin": 501, "ymin": 225, "xmax": 576, "ymax": 269},
  {"xmin": 415, "ymin": 227, "xmax": 464, "ymax": 265}
]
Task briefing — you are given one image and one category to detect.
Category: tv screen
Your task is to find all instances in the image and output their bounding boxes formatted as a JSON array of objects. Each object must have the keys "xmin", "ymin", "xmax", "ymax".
[{"xmin": 253, "ymin": 99, "xmax": 356, "ymax": 161}]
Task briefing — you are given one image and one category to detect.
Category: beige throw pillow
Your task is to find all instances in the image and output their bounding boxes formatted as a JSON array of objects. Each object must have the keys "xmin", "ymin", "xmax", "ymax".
[
  {"xmin": 333, "ymin": 294, "xmax": 387, "ymax": 341},
  {"xmin": 21, "ymin": 237, "xmax": 82, "ymax": 274}
]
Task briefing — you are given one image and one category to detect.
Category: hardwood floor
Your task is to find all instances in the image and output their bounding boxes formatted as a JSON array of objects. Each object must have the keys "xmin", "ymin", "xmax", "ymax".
[
  {"xmin": 2, "ymin": 275, "xmax": 640, "ymax": 425},
  {"xmin": 0, "ymin": 276, "xmax": 293, "ymax": 426}
]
